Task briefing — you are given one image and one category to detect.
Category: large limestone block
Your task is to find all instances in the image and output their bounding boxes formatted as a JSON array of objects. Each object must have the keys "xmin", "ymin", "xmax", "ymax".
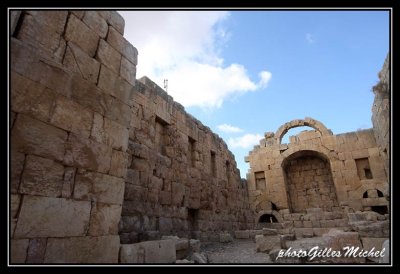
[
  {"xmin": 44, "ymin": 235, "xmax": 120, "ymax": 263},
  {"xmin": 74, "ymin": 170, "xmax": 125, "ymax": 205},
  {"xmin": 65, "ymin": 14, "xmax": 99, "ymax": 57},
  {"xmin": 82, "ymin": 11, "xmax": 108, "ymax": 38},
  {"xmin": 120, "ymin": 239, "xmax": 176, "ymax": 263},
  {"xmin": 20, "ymin": 155, "xmax": 64, "ymax": 197},
  {"xmin": 96, "ymin": 39, "xmax": 121, "ymax": 74},
  {"xmin": 97, "ymin": 64, "xmax": 134, "ymax": 103},
  {"xmin": 88, "ymin": 203, "xmax": 122, "ymax": 236},
  {"xmin": 12, "ymin": 114, "xmax": 68, "ymax": 162},
  {"xmin": 26, "ymin": 238, "xmax": 47, "ymax": 263},
  {"xmin": 219, "ymin": 232, "xmax": 233, "ymax": 243},
  {"xmin": 91, "ymin": 113, "xmax": 129, "ymax": 152},
  {"xmin": 11, "ymin": 38, "xmax": 72, "ymax": 96},
  {"xmin": 64, "ymin": 133, "xmax": 112, "ymax": 173},
  {"xmin": 107, "ymin": 26, "xmax": 138, "ymax": 65},
  {"xmin": 10, "ymin": 239, "xmax": 29, "ymax": 263},
  {"xmin": 120, "ymin": 57, "xmax": 136, "ymax": 86},
  {"xmin": 110, "ymin": 150, "xmax": 129, "ymax": 178},
  {"xmin": 17, "ymin": 11, "xmax": 68, "ymax": 60},
  {"xmin": 107, "ymin": 11, "xmax": 125, "ymax": 35},
  {"xmin": 14, "ymin": 196, "xmax": 91, "ymax": 238},
  {"xmin": 10, "ymin": 10, "xmax": 21, "ymax": 35},
  {"xmin": 69, "ymin": 75, "xmax": 109, "ymax": 115},
  {"xmin": 255, "ymin": 235, "xmax": 281, "ymax": 253},
  {"xmin": 50, "ymin": 95, "xmax": 93, "ymax": 138},
  {"xmin": 322, "ymin": 229, "xmax": 365, "ymax": 263},
  {"xmin": 11, "ymin": 71, "xmax": 55, "ymax": 123},
  {"xmin": 234, "ymin": 230, "xmax": 250, "ymax": 239},
  {"xmin": 379, "ymin": 240, "xmax": 389, "ymax": 263},
  {"xmin": 10, "ymin": 149, "xmax": 24, "ymax": 193},
  {"xmin": 361, "ymin": 237, "xmax": 388, "ymax": 262},
  {"xmin": 63, "ymin": 41, "xmax": 100, "ymax": 83}
]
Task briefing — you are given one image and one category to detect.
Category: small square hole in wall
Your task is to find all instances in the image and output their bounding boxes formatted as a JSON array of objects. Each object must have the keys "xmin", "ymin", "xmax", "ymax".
[{"xmin": 355, "ymin": 158, "xmax": 373, "ymax": 180}]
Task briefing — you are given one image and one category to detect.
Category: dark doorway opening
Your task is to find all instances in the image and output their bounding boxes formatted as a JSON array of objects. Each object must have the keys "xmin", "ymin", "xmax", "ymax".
[
  {"xmin": 188, "ymin": 208, "xmax": 199, "ymax": 238},
  {"xmin": 259, "ymin": 214, "xmax": 278, "ymax": 223},
  {"xmin": 371, "ymin": 206, "xmax": 388, "ymax": 215}
]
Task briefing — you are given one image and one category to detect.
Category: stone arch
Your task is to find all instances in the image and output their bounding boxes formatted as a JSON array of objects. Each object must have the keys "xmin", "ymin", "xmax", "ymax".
[
  {"xmin": 278, "ymin": 144, "xmax": 338, "ymax": 167},
  {"xmin": 281, "ymin": 149, "xmax": 339, "ymax": 212},
  {"xmin": 256, "ymin": 210, "xmax": 283, "ymax": 223},
  {"xmin": 275, "ymin": 117, "xmax": 332, "ymax": 144}
]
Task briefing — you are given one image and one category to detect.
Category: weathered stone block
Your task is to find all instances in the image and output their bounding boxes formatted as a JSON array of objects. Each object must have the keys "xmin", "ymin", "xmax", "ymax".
[
  {"xmin": 11, "ymin": 194, "xmax": 21, "ymax": 219},
  {"xmin": 10, "ymin": 149, "xmax": 25, "ymax": 193},
  {"xmin": 15, "ymin": 195, "xmax": 91, "ymax": 238},
  {"xmin": 17, "ymin": 11, "xmax": 68, "ymax": 61},
  {"xmin": 11, "ymin": 71, "xmax": 55, "ymax": 123},
  {"xmin": 97, "ymin": 64, "xmax": 134, "ymax": 104},
  {"xmin": 64, "ymin": 133, "xmax": 112, "ymax": 173},
  {"xmin": 159, "ymin": 217, "xmax": 173, "ymax": 233},
  {"xmin": 26, "ymin": 238, "xmax": 47, "ymax": 263},
  {"xmin": 107, "ymin": 26, "xmax": 138, "ymax": 65},
  {"xmin": 63, "ymin": 41, "xmax": 100, "ymax": 83},
  {"xmin": 50, "ymin": 95, "xmax": 93, "ymax": 138},
  {"xmin": 82, "ymin": 11, "xmax": 108, "ymax": 38},
  {"xmin": 20, "ymin": 155, "xmax": 64, "ymax": 197},
  {"xmin": 107, "ymin": 11, "xmax": 125, "ymax": 35},
  {"xmin": 234, "ymin": 230, "xmax": 250, "ymax": 239},
  {"xmin": 74, "ymin": 170, "xmax": 125, "ymax": 205},
  {"xmin": 105, "ymin": 97, "xmax": 132, "ymax": 127},
  {"xmin": 361, "ymin": 237, "xmax": 388, "ymax": 262},
  {"xmin": 160, "ymin": 191, "xmax": 172, "ymax": 205},
  {"xmin": 262, "ymin": 228, "xmax": 278, "ymax": 235},
  {"xmin": 120, "ymin": 239, "xmax": 176, "ymax": 263},
  {"xmin": 255, "ymin": 235, "xmax": 281, "ymax": 253},
  {"xmin": 379, "ymin": 240, "xmax": 389, "ymax": 263},
  {"xmin": 10, "ymin": 10, "xmax": 22, "ymax": 35},
  {"xmin": 61, "ymin": 167, "xmax": 76, "ymax": 198},
  {"xmin": 70, "ymin": 75, "xmax": 109, "ymax": 115},
  {"xmin": 91, "ymin": 113, "xmax": 129, "ymax": 152},
  {"xmin": 120, "ymin": 57, "xmax": 136, "ymax": 86},
  {"xmin": 219, "ymin": 232, "xmax": 233, "ymax": 243},
  {"xmin": 110, "ymin": 150, "xmax": 129, "ymax": 178},
  {"xmin": 11, "ymin": 239, "xmax": 29, "ymax": 263},
  {"xmin": 322, "ymin": 229, "xmax": 364, "ymax": 263},
  {"xmin": 124, "ymin": 184, "xmax": 147, "ymax": 203},
  {"xmin": 44, "ymin": 235, "xmax": 120, "ymax": 263},
  {"xmin": 88, "ymin": 203, "xmax": 122, "ymax": 236},
  {"xmin": 12, "ymin": 114, "xmax": 68, "ymax": 162},
  {"xmin": 65, "ymin": 14, "xmax": 99, "ymax": 57},
  {"xmin": 96, "ymin": 39, "xmax": 121, "ymax": 74}
]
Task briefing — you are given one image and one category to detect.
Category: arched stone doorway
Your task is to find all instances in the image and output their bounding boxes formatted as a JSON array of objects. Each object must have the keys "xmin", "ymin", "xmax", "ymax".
[{"xmin": 282, "ymin": 150, "xmax": 338, "ymax": 212}]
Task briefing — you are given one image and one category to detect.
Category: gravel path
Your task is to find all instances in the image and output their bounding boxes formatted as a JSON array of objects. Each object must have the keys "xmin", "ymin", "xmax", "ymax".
[{"xmin": 201, "ymin": 239, "xmax": 272, "ymax": 264}]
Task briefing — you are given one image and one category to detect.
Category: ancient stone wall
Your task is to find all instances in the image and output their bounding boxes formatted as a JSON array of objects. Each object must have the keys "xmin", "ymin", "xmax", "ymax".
[
  {"xmin": 245, "ymin": 118, "xmax": 389, "ymax": 220},
  {"xmin": 372, "ymin": 54, "xmax": 390, "ymax": 177},
  {"xmin": 10, "ymin": 10, "xmax": 134, "ymax": 263},
  {"xmin": 9, "ymin": 10, "xmax": 253, "ymax": 263},
  {"xmin": 120, "ymin": 76, "xmax": 253, "ymax": 243}
]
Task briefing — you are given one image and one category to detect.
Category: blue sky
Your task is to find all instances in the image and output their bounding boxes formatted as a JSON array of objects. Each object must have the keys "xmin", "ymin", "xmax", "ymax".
[{"xmin": 120, "ymin": 10, "xmax": 389, "ymax": 178}]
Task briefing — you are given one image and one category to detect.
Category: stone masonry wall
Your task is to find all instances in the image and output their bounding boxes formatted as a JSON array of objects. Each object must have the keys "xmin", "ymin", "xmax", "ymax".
[
  {"xmin": 10, "ymin": 10, "xmax": 136, "ymax": 263},
  {"xmin": 9, "ymin": 10, "xmax": 253, "ymax": 263},
  {"xmin": 372, "ymin": 54, "xmax": 390, "ymax": 178},
  {"xmin": 245, "ymin": 118, "xmax": 389, "ymax": 217},
  {"xmin": 120, "ymin": 76, "xmax": 253, "ymax": 243}
]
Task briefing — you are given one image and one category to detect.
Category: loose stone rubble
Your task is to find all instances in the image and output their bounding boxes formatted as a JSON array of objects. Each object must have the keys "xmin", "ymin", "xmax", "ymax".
[{"xmin": 10, "ymin": 10, "xmax": 390, "ymax": 264}]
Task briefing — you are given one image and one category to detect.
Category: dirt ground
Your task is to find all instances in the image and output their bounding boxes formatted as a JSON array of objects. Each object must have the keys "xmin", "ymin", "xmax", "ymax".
[{"xmin": 201, "ymin": 239, "xmax": 272, "ymax": 264}]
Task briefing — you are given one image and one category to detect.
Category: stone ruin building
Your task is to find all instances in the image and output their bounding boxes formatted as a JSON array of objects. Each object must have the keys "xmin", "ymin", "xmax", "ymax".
[{"xmin": 9, "ymin": 10, "xmax": 390, "ymax": 264}]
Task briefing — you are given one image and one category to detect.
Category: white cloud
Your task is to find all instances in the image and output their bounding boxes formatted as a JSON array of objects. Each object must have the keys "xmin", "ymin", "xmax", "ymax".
[
  {"xmin": 306, "ymin": 33, "xmax": 315, "ymax": 44},
  {"xmin": 258, "ymin": 71, "xmax": 272, "ymax": 88},
  {"xmin": 217, "ymin": 123, "xmax": 243, "ymax": 133},
  {"xmin": 120, "ymin": 11, "xmax": 271, "ymax": 109},
  {"xmin": 228, "ymin": 133, "xmax": 263, "ymax": 149}
]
